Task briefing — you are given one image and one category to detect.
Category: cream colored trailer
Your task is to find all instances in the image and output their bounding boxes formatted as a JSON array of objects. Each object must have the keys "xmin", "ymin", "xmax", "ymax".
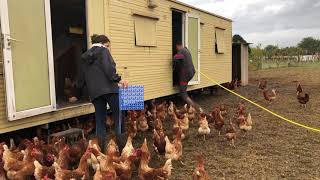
[{"xmin": 0, "ymin": 0, "xmax": 232, "ymax": 133}]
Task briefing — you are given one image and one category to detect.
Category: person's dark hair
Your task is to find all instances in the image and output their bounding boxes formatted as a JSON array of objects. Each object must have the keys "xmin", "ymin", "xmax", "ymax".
[
  {"xmin": 176, "ymin": 41, "xmax": 183, "ymax": 46},
  {"xmin": 91, "ymin": 34, "xmax": 110, "ymax": 44}
]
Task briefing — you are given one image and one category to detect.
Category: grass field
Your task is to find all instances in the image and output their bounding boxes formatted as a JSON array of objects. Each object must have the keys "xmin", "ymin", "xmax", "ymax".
[
  {"xmin": 249, "ymin": 60, "xmax": 320, "ymax": 71},
  {"xmin": 133, "ymin": 64, "xmax": 320, "ymax": 179}
]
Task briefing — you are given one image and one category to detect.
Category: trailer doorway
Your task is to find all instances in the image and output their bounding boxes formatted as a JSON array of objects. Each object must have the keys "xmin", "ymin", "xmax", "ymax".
[
  {"xmin": 232, "ymin": 43, "xmax": 242, "ymax": 81},
  {"xmin": 172, "ymin": 10, "xmax": 184, "ymax": 86},
  {"xmin": 50, "ymin": 0, "xmax": 89, "ymax": 108},
  {"xmin": 172, "ymin": 10, "xmax": 201, "ymax": 86}
]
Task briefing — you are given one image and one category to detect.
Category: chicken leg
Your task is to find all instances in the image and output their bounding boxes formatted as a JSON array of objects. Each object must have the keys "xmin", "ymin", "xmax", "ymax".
[
  {"xmin": 181, "ymin": 94, "xmax": 202, "ymax": 111},
  {"xmin": 231, "ymin": 139, "xmax": 235, "ymax": 148},
  {"xmin": 179, "ymin": 160, "xmax": 186, "ymax": 166},
  {"xmin": 153, "ymin": 144, "xmax": 163, "ymax": 161}
]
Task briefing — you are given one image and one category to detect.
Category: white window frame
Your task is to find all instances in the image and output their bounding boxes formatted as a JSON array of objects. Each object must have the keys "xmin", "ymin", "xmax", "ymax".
[
  {"xmin": 185, "ymin": 13, "xmax": 201, "ymax": 85},
  {"xmin": 0, "ymin": 0, "xmax": 56, "ymax": 121}
]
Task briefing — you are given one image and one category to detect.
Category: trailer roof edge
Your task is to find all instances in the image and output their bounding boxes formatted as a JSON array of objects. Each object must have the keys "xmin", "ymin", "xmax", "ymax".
[{"xmin": 169, "ymin": 0, "xmax": 233, "ymax": 22}]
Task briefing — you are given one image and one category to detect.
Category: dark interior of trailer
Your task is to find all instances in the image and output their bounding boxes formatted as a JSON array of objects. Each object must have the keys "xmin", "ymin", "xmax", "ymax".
[
  {"xmin": 232, "ymin": 44, "xmax": 242, "ymax": 81},
  {"xmin": 172, "ymin": 10, "xmax": 184, "ymax": 86},
  {"xmin": 50, "ymin": 0, "xmax": 89, "ymax": 108}
]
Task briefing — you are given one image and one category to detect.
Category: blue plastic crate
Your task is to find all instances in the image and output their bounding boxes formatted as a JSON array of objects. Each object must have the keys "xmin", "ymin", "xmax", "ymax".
[{"xmin": 119, "ymin": 85, "xmax": 144, "ymax": 110}]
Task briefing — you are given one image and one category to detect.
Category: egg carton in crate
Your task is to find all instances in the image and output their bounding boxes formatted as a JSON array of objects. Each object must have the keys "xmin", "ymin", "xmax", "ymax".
[{"xmin": 119, "ymin": 85, "xmax": 144, "ymax": 110}]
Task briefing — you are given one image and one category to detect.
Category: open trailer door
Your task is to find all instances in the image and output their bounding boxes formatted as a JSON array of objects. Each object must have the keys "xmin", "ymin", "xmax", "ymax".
[
  {"xmin": 0, "ymin": 0, "xmax": 55, "ymax": 121},
  {"xmin": 185, "ymin": 14, "xmax": 200, "ymax": 85}
]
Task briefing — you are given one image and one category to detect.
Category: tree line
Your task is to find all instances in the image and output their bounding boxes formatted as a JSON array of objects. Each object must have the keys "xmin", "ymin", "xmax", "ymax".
[{"xmin": 233, "ymin": 35, "xmax": 320, "ymax": 62}]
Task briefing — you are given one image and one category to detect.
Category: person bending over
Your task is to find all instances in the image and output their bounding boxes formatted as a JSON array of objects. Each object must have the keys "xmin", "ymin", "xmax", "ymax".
[{"xmin": 76, "ymin": 34, "xmax": 128, "ymax": 151}]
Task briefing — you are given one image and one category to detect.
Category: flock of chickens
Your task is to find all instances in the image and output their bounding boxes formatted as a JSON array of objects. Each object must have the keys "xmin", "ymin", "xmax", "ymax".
[
  {"xmin": 0, "ymin": 79, "xmax": 310, "ymax": 180},
  {"xmin": 0, "ymin": 98, "xmax": 253, "ymax": 180},
  {"xmin": 258, "ymin": 80, "xmax": 310, "ymax": 107}
]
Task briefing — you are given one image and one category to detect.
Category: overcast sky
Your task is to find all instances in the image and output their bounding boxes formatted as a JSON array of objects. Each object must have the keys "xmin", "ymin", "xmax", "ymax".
[{"xmin": 179, "ymin": 0, "xmax": 320, "ymax": 47}]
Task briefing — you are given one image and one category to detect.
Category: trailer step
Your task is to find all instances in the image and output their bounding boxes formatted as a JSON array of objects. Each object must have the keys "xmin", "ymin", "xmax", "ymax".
[{"xmin": 49, "ymin": 128, "xmax": 84, "ymax": 142}]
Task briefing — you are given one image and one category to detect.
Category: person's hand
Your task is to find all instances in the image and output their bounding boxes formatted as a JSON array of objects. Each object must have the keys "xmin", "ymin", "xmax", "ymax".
[{"xmin": 118, "ymin": 80, "xmax": 129, "ymax": 88}]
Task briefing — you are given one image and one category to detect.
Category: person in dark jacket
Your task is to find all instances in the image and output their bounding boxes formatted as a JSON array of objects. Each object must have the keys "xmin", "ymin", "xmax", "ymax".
[
  {"xmin": 173, "ymin": 42, "xmax": 197, "ymax": 107},
  {"xmin": 76, "ymin": 34, "xmax": 128, "ymax": 151}
]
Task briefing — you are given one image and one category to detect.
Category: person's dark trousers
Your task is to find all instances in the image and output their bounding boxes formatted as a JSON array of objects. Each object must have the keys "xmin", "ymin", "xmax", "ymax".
[
  {"xmin": 92, "ymin": 93, "xmax": 125, "ymax": 151},
  {"xmin": 179, "ymin": 82, "xmax": 200, "ymax": 110}
]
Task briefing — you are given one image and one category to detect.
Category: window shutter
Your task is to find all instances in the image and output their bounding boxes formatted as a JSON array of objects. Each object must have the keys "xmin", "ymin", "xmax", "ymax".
[
  {"xmin": 215, "ymin": 28, "xmax": 225, "ymax": 54},
  {"xmin": 134, "ymin": 16, "xmax": 157, "ymax": 47}
]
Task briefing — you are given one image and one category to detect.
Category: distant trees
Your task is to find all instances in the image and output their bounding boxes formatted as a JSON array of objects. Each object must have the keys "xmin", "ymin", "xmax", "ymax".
[
  {"xmin": 298, "ymin": 37, "xmax": 320, "ymax": 55},
  {"xmin": 250, "ymin": 36, "xmax": 320, "ymax": 62},
  {"xmin": 264, "ymin": 45, "xmax": 279, "ymax": 60},
  {"xmin": 248, "ymin": 37, "xmax": 319, "ymax": 70},
  {"xmin": 250, "ymin": 44, "xmax": 265, "ymax": 61}
]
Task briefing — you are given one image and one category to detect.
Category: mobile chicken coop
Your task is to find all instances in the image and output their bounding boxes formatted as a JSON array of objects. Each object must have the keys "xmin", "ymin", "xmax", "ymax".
[{"xmin": 0, "ymin": 0, "xmax": 232, "ymax": 133}]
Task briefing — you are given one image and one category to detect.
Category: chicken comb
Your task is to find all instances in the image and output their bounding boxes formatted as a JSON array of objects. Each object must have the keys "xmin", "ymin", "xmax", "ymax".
[
  {"xmin": 62, "ymin": 145, "xmax": 70, "ymax": 151},
  {"xmin": 86, "ymin": 147, "xmax": 93, "ymax": 153},
  {"xmin": 31, "ymin": 147, "xmax": 40, "ymax": 156},
  {"xmin": 31, "ymin": 147, "xmax": 37, "ymax": 151},
  {"xmin": 103, "ymin": 171, "xmax": 115, "ymax": 179},
  {"xmin": 134, "ymin": 148, "xmax": 143, "ymax": 155},
  {"xmin": 83, "ymin": 149, "xmax": 93, "ymax": 157},
  {"xmin": 128, "ymin": 148, "xmax": 139, "ymax": 160},
  {"xmin": 45, "ymin": 153, "xmax": 55, "ymax": 162}
]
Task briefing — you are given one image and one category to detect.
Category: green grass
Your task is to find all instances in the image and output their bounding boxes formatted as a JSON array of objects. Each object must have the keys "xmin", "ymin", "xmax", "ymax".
[{"xmin": 249, "ymin": 61, "xmax": 320, "ymax": 71}]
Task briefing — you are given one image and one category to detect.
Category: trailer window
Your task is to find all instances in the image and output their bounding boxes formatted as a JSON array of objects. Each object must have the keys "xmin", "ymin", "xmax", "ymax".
[
  {"xmin": 134, "ymin": 16, "xmax": 157, "ymax": 47},
  {"xmin": 215, "ymin": 28, "xmax": 225, "ymax": 54}
]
